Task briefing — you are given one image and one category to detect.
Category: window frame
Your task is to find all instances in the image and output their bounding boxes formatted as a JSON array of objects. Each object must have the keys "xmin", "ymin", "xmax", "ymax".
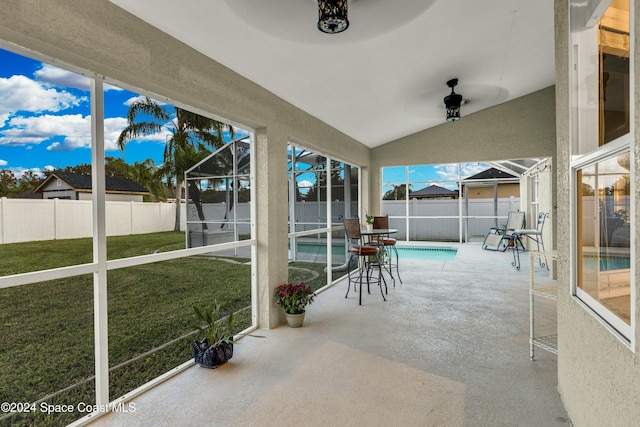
[{"xmin": 569, "ymin": 0, "xmax": 636, "ymax": 348}]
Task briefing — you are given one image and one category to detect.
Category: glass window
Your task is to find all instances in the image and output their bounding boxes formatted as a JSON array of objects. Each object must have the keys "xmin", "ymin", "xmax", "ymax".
[
  {"xmin": 576, "ymin": 152, "xmax": 631, "ymax": 328},
  {"xmin": 571, "ymin": 0, "xmax": 633, "ymax": 341},
  {"xmin": 572, "ymin": 0, "xmax": 630, "ymax": 157}
]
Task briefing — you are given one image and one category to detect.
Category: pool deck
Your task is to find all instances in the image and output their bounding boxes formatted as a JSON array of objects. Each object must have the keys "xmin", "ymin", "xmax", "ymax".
[{"xmin": 89, "ymin": 243, "xmax": 568, "ymax": 427}]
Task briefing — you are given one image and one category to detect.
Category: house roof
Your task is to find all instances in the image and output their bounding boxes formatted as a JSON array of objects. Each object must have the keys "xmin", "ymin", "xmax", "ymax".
[
  {"xmin": 34, "ymin": 172, "xmax": 149, "ymax": 194},
  {"xmin": 11, "ymin": 189, "xmax": 42, "ymax": 199},
  {"xmin": 409, "ymin": 185, "xmax": 457, "ymax": 197},
  {"xmin": 464, "ymin": 168, "xmax": 518, "ymax": 181}
]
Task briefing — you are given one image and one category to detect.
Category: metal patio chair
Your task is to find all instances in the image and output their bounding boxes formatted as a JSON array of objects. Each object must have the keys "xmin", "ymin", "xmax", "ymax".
[
  {"xmin": 372, "ymin": 215, "xmax": 402, "ymax": 285},
  {"xmin": 343, "ymin": 218, "xmax": 387, "ymax": 305},
  {"xmin": 482, "ymin": 211, "xmax": 526, "ymax": 252},
  {"xmin": 511, "ymin": 212, "xmax": 550, "ymax": 270}
]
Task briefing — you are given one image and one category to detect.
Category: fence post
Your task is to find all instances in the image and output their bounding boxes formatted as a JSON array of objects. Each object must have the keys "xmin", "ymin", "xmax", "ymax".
[
  {"xmin": 0, "ymin": 197, "xmax": 5, "ymax": 244},
  {"xmin": 53, "ymin": 198, "xmax": 58, "ymax": 240}
]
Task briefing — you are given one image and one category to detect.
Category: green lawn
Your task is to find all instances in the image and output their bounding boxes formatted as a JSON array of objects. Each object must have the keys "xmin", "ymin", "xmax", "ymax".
[{"xmin": 0, "ymin": 232, "xmax": 333, "ymax": 427}]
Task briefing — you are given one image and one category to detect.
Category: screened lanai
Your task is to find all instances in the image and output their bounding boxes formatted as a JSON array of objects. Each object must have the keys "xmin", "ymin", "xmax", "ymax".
[
  {"xmin": 381, "ymin": 157, "xmax": 552, "ymax": 244},
  {"xmin": 185, "ymin": 135, "xmax": 252, "ymax": 253},
  {"xmin": 287, "ymin": 144, "xmax": 360, "ymax": 288}
]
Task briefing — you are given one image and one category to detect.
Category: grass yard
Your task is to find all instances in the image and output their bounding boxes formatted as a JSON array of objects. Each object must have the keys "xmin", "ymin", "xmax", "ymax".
[{"xmin": 0, "ymin": 232, "xmax": 333, "ymax": 427}]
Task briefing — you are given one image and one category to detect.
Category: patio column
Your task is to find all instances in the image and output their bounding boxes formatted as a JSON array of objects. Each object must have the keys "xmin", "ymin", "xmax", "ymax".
[{"xmin": 254, "ymin": 127, "xmax": 289, "ymax": 328}]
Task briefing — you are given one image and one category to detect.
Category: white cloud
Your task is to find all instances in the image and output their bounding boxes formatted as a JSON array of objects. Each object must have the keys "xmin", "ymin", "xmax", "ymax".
[
  {"xmin": 34, "ymin": 64, "xmax": 91, "ymax": 91},
  {"xmin": 0, "ymin": 110, "xmax": 167, "ymax": 151},
  {"xmin": 0, "ymin": 159, "xmax": 7, "ymax": 166},
  {"xmin": 460, "ymin": 162, "xmax": 489, "ymax": 178},
  {"xmin": 124, "ymin": 95, "xmax": 165, "ymax": 107},
  {"xmin": 104, "ymin": 117, "xmax": 129, "ymax": 151},
  {"xmin": 1, "ymin": 113, "xmax": 90, "ymax": 149},
  {"xmin": 124, "ymin": 95, "xmax": 145, "ymax": 107},
  {"xmin": 34, "ymin": 64, "xmax": 122, "ymax": 92},
  {"xmin": 0, "ymin": 75, "xmax": 86, "ymax": 125},
  {"xmin": 433, "ymin": 163, "xmax": 489, "ymax": 181},
  {"xmin": 7, "ymin": 166, "xmax": 47, "ymax": 179},
  {"xmin": 434, "ymin": 164, "xmax": 459, "ymax": 181}
]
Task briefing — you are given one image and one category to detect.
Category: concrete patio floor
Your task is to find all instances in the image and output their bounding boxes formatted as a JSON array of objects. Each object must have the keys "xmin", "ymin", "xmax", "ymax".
[{"xmin": 89, "ymin": 243, "xmax": 569, "ymax": 427}]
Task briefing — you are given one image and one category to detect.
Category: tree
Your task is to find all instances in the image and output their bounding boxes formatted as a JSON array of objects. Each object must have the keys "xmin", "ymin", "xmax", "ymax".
[
  {"xmin": 382, "ymin": 184, "xmax": 412, "ymax": 200},
  {"xmin": 117, "ymin": 97, "xmax": 233, "ymax": 231},
  {"xmin": 16, "ymin": 170, "xmax": 41, "ymax": 194},
  {"xmin": 0, "ymin": 169, "xmax": 17, "ymax": 197},
  {"xmin": 304, "ymin": 168, "xmax": 345, "ymax": 201}
]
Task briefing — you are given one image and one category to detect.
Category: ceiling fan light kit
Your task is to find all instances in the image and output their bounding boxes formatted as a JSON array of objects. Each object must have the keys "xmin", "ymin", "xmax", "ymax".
[
  {"xmin": 317, "ymin": 0, "xmax": 349, "ymax": 34},
  {"xmin": 444, "ymin": 78, "xmax": 463, "ymax": 122}
]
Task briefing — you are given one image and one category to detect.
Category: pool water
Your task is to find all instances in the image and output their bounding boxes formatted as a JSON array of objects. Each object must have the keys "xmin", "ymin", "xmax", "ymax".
[
  {"xmin": 396, "ymin": 246, "xmax": 458, "ymax": 260},
  {"xmin": 293, "ymin": 243, "xmax": 458, "ymax": 261},
  {"xmin": 583, "ymin": 255, "xmax": 630, "ymax": 271}
]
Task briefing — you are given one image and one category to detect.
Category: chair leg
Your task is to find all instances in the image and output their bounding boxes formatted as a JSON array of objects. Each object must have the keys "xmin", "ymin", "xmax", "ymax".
[
  {"xmin": 392, "ymin": 245, "xmax": 402, "ymax": 283},
  {"xmin": 511, "ymin": 235, "xmax": 522, "ymax": 270},
  {"xmin": 375, "ymin": 253, "xmax": 387, "ymax": 300},
  {"xmin": 345, "ymin": 254, "xmax": 354, "ymax": 298},
  {"xmin": 383, "ymin": 245, "xmax": 396, "ymax": 286},
  {"xmin": 538, "ymin": 236, "xmax": 549, "ymax": 270}
]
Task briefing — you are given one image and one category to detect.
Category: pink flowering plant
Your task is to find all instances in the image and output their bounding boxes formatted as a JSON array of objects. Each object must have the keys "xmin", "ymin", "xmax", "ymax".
[{"xmin": 274, "ymin": 282, "xmax": 316, "ymax": 314}]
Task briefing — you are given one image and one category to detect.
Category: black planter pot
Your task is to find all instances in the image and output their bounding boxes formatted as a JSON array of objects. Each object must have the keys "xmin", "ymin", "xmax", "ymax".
[{"xmin": 193, "ymin": 338, "xmax": 234, "ymax": 369}]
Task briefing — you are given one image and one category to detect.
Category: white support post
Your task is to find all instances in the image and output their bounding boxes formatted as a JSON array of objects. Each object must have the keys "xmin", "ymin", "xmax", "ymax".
[
  {"xmin": 91, "ymin": 78, "xmax": 109, "ymax": 406},
  {"xmin": 326, "ymin": 157, "xmax": 332, "ymax": 286}
]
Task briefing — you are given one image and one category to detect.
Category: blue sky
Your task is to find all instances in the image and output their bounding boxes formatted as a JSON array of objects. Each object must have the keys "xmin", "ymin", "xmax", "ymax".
[
  {"xmin": 0, "ymin": 47, "xmax": 202, "ymax": 178},
  {"xmin": 382, "ymin": 163, "xmax": 491, "ymax": 191},
  {"xmin": 0, "ymin": 46, "xmax": 489, "ymax": 189}
]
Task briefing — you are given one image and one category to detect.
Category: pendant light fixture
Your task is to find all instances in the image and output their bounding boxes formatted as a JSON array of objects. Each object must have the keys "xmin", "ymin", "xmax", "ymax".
[
  {"xmin": 444, "ymin": 78, "xmax": 463, "ymax": 122},
  {"xmin": 318, "ymin": 0, "xmax": 349, "ymax": 34}
]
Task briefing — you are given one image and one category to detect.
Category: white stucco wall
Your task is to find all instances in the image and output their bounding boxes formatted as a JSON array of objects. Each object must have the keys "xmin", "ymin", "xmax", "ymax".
[{"xmin": 555, "ymin": 1, "xmax": 640, "ymax": 425}]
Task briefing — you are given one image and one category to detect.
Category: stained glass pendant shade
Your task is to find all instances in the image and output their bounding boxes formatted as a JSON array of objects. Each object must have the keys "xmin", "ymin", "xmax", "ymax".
[
  {"xmin": 318, "ymin": 0, "xmax": 349, "ymax": 34},
  {"xmin": 444, "ymin": 78, "xmax": 463, "ymax": 122}
]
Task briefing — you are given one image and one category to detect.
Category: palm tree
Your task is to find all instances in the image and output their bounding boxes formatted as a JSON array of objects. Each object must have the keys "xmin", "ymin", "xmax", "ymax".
[{"xmin": 117, "ymin": 97, "xmax": 233, "ymax": 231}]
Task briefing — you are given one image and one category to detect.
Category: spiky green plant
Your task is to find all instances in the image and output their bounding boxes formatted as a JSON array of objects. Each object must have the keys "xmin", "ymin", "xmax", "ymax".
[{"xmin": 192, "ymin": 300, "xmax": 234, "ymax": 346}]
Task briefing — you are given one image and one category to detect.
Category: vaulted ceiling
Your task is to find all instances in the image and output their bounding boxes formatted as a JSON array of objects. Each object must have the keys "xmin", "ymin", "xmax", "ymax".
[{"xmin": 108, "ymin": 0, "xmax": 555, "ymax": 148}]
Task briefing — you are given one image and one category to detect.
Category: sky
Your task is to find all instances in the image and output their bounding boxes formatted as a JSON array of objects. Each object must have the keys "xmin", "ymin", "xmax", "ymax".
[
  {"xmin": 0, "ymin": 45, "xmax": 490, "ymax": 190},
  {"xmin": 381, "ymin": 162, "xmax": 491, "ymax": 191},
  {"xmin": 0, "ymin": 47, "xmax": 207, "ymax": 178}
]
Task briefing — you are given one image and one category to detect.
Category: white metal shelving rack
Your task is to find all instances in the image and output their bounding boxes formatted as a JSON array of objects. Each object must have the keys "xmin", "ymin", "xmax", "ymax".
[{"xmin": 529, "ymin": 250, "xmax": 558, "ymax": 360}]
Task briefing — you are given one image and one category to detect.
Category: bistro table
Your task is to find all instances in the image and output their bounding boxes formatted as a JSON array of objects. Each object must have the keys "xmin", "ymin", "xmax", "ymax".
[{"xmin": 360, "ymin": 228, "xmax": 399, "ymax": 282}]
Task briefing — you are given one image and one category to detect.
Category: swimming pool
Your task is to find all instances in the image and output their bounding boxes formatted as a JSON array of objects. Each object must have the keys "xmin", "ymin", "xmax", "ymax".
[
  {"xmin": 292, "ymin": 243, "xmax": 458, "ymax": 261},
  {"xmin": 396, "ymin": 246, "xmax": 458, "ymax": 260},
  {"xmin": 583, "ymin": 255, "xmax": 630, "ymax": 271}
]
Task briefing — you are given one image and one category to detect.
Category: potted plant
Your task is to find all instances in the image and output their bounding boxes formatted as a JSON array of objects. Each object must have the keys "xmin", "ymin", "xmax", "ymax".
[
  {"xmin": 363, "ymin": 211, "xmax": 375, "ymax": 232},
  {"xmin": 192, "ymin": 300, "xmax": 234, "ymax": 368},
  {"xmin": 274, "ymin": 282, "xmax": 316, "ymax": 327}
]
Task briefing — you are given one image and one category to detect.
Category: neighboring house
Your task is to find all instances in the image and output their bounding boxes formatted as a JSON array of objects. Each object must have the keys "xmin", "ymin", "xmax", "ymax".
[
  {"xmin": 409, "ymin": 184, "xmax": 458, "ymax": 199},
  {"xmin": 163, "ymin": 185, "xmax": 185, "ymax": 203},
  {"xmin": 461, "ymin": 167, "xmax": 519, "ymax": 199},
  {"xmin": 11, "ymin": 189, "xmax": 42, "ymax": 199},
  {"xmin": 33, "ymin": 172, "xmax": 149, "ymax": 202}
]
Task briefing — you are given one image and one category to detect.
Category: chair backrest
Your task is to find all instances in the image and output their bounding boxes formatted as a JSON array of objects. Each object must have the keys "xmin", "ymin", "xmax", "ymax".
[
  {"xmin": 506, "ymin": 211, "xmax": 526, "ymax": 230},
  {"xmin": 372, "ymin": 215, "xmax": 389, "ymax": 229},
  {"xmin": 536, "ymin": 212, "xmax": 549, "ymax": 232},
  {"xmin": 343, "ymin": 218, "xmax": 362, "ymax": 240}
]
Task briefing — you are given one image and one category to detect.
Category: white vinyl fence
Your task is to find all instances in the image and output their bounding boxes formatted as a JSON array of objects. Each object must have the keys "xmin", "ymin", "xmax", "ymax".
[
  {"xmin": 0, "ymin": 198, "xmax": 182, "ymax": 244},
  {"xmin": 383, "ymin": 198, "xmax": 520, "ymax": 241},
  {"xmin": 2, "ymin": 197, "xmax": 525, "ymax": 245}
]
